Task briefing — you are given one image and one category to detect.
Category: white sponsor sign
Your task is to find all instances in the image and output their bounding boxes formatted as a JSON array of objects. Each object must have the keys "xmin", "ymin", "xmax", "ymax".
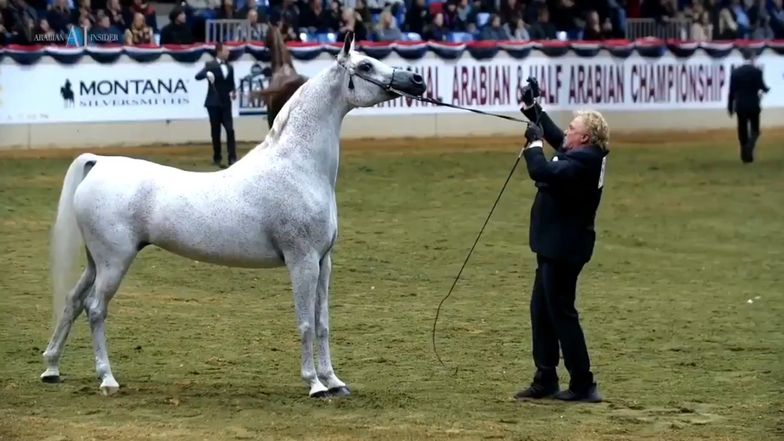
[
  {"xmin": 0, "ymin": 61, "xmax": 238, "ymax": 124},
  {"xmin": 2, "ymin": 50, "xmax": 783, "ymax": 124}
]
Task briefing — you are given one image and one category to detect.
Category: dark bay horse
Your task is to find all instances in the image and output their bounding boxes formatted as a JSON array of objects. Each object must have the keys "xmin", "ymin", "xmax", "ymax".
[{"xmin": 257, "ymin": 25, "xmax": 308, "ymax": 128}]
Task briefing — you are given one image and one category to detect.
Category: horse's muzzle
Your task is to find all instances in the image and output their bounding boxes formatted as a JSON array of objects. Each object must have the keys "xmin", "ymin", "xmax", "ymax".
[{"xmin": 391, "ymin": 70, "xmax": 427, "ymax": 96}]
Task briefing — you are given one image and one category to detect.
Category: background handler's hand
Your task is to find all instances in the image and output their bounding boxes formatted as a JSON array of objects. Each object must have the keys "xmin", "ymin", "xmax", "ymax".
[
  {"xmin": 207, "ymin": 71, "xmax": 215, "ymax": 83},
  {"xmin": 524, "ymin": 123, "xmax": 543, "ymax": 145}
]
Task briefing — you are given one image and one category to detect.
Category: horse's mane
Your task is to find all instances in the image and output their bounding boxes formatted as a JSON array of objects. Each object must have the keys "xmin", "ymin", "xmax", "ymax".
[
  {"xmin": 248, "ymin": 65, "xmax": 341, "ymax": 154},
  {"xmin": 266, "ymin": 25, "xmax": 294, "ymax": 72}
]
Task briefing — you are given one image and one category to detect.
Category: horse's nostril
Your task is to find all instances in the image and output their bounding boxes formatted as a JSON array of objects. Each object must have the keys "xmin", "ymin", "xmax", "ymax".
[{"xmin": 412, "ymin": 74, "xmax": 424, "ymax": 84}]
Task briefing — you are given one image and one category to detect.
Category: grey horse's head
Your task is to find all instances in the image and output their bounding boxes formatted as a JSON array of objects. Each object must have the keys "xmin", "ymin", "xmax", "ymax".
[{"xmin": 335, "ymin": 32, "xmax": 427, "ymax": 108}]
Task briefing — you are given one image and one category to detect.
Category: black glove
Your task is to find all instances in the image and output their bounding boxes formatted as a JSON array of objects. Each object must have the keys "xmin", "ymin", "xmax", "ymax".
[
  {"xmin": 524, "ymin": 123, "xmax": 543, "ymax": 144},
  {"xmin": 520, "ymin": 76, "xmax": 541, "ymax": 108}
]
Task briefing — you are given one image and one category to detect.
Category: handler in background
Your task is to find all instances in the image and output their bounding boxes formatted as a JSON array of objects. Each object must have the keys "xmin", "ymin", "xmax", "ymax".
[
  {"xmin": 514, "ymin": 78, "xmax": 608, "ymax": 403},
  {"xmin": 727, "ymin": 49, "xmax": 770, "ymax": 163},
  {"xmin": 195, "ymin": 42, "xmax": 238, "ymax": 168}
]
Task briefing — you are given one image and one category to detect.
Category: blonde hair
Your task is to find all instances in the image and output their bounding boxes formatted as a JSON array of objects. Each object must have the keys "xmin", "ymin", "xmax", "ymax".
[{"xmin": 575, "ymin": 109, "xmax": 609, "ymax": 151}]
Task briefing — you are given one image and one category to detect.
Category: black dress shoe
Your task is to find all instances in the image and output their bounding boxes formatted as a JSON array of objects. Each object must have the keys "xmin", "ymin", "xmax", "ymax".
[
  {"xmin": 552, "ymin": 383, "xmax": 602, "ymax": 403},
  {"xmin": 514, "ymin": 382, "xmax": 559, "ymax": 400}
]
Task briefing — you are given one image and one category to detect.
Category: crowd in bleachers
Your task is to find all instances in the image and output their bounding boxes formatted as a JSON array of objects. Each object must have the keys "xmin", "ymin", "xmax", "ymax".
[{"xmin": 1, "ymin": 0, "xmax": 782, "ymax": 46}]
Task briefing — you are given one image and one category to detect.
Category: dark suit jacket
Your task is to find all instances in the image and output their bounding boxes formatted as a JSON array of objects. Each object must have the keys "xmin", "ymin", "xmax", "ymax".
[
  {"xmin": 728, "ymin": 63, "xmax": 770, "ymax": 115},
  {"xmin": 195, "ymin": 59, "xmax": 236, "ymax": 108},
  {"xmin": 521, "ymin": 104, "xmax": 609, "ymax": 265}
]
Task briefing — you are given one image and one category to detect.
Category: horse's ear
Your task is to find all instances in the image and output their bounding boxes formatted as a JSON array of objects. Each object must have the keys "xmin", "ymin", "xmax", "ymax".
[{"xmin": 342, "ymin": 31, "xmax": 354, "ymax": 56}]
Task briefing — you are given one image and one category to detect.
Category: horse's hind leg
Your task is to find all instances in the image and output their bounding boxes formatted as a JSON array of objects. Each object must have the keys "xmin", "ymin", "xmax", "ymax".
[
  {"xmin": 315, "ymin": 252, "xmax": 349, "ymax": 396},
  {"xmin": 41, "ymin": 253, "xmax": 96, "ymax": 382},
  {"xmin": 287, "ymin": 252, "xmax": 329, "ymax": 398},
  {"xmin": 84, "ymin": 249, "xmax": 136, "ymax": 396}
]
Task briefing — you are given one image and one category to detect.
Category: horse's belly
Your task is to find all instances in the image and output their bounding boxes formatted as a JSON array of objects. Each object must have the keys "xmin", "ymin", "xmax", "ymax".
[{"xmin": 154, "ymin": 235, "xmax": 285, "ymax": 269}]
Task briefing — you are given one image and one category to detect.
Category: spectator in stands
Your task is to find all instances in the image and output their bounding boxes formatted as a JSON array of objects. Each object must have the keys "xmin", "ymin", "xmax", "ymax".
[
  {"xmin": 271, "ymin": 0, "xmax": 299, "ymax": 31},
  {"xmin": 236, "ymin": 9, "xmax": 266, "ymax": 41},
  {"xmin": 550, "ymin": 0, "xmax": 579, "ymax": 35},
  {"xmin": 77, "ymin": 14, "xmax": 90, "ymax": 37},
  {"xmin": 299, "ymin": 0, "xmax": 324, "ymax": 32},
  {"xmin": 130, "ymin": 0, "xmax": 156, "ymax": 32},
  {"xmin": 423, "ymin": 12, "xmax": 448, "ymax": 40},
  {"xmin": 691, "ymin": 10, "xmax": 712, "ymax": 40},
  {"xmin": 354, "ymin": 0, "xmax": 371, "ymax": 24},
  {"xmin": 124, "ymin": 11, "xmax": 152, "ymax": 44},
  {"xmin": 216, "ymin": 0, "xmax": 238, "ymax": 19},
  {"xmin": 717, "ymin": 7, "xmax": 738, "ymax": 38},
  {"xmin": 582, "ymin": 9, "xmax": 613, "ymax": 40},
  {"xmin": 771, "ymin": 0, "xmax": 784, "ymax": 38},
  {"xmin": 89, "ymin": 11, "xmax": 122, "ymax": 44},
  {"xmin": 0, "ymin": 0, "xmax": 12, "ymax": 36},
  {"xmin": 456, "ymin": 0, "xmax": 472, "ymax": 28},
  {"xmin": 509, "ymin": 16, "xmax": 530, "ymax": 40},
  {"xmin": 499, "ymin": 0, "xmax": 524, "ymax": 27},
  {"xmin": 237, "ymin": 0, "xmax": 263, "ymax": 22},
  {"xmin": 641, "ymin": 0, "xmax": 676, "ymax": 22},
  {"xmin": 12, "ymin": 0, "xmax": 38, "ymax": 30},
  {"xmin": 479, "ymin": 13, "xmax": 510, "ymax": 39},
  {"xmin": 747, "ymin": 0, "xmax": 770, "ymax": 36},
  {"xmin": 404, "ymin": 0, "xmax": 430, "ymax": 36},
  {"xmin": 76, "ymin": 0, "xmax": 94, "ymax": 26},
  {"xmin": 160, "ymin": 5, "xmax": 193, "ymax": 44},
  {"xmin": 528, "ymin": 6, "xmax": 557, "ymax": 39},
  {"xmin": 727, "ymin": 0, "xmax": 750, "ymax": 37},
  {"xmin": 32, "ymin": 17, "xmax": 53, "ymax": 39},
  {"xmin": 46, "ymin": 0, "xmax": 73, "ymax": 34},
  {"xmin": 442, "ymin": 0, "xmax": 464, "ymax": 31},
  {"xmin": 320, "ymin": 0, "xmax": 341, "ymax": 33},
  {"xmin": 105, "ymin": 0, "xmax": 125, "ymax": 30},
  {"xmin": 337, "ymin": 7, "xmax": 367, "ymax": 41},
  {"xmin": 374, "ymin": 9, "xmax": 402, "ymax": 41}
]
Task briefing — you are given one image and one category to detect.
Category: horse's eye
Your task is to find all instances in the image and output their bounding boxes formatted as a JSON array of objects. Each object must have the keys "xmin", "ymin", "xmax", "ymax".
[{"xmin": 358, "ymin": 63, "xmax": 372, "ymax": 72}]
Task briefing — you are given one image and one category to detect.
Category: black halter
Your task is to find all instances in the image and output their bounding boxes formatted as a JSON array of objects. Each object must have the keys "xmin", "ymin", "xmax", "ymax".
[{"xmin": 343, "ymin": 63, "xmax": 398, "ymax": 92}]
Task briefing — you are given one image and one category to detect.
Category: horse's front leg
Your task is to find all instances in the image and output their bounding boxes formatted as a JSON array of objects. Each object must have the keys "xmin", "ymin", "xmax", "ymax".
[
  {"xmin": 315, "ymin": 252, "xmax": 350, "ymax": 396},
  {"xmin": 288, "ymin": 253, "xmax": 329, "ymax": 398}
]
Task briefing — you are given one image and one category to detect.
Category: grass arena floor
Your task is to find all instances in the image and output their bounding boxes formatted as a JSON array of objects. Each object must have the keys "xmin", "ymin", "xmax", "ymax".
[{"xmin": 1, "ymin": 129, "xmax": 783, "ymax": 441}]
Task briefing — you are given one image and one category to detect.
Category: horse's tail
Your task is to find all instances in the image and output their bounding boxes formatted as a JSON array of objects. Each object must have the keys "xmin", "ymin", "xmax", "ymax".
[{"xmin": 50, "ymin": 153, "xmax": 98, "ymax": 324}]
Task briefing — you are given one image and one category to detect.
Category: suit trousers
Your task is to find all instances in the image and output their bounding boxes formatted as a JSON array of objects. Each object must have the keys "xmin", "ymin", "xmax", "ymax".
[
  {"xmin": 736, "ymin": 111, "xmax": 760, "ymax": 162},
  {"xmin": 530, "ymin": 254, "xmax": 594, "ymax": 390},
  {"xmin": 207, "ymin": 105, "xmax": 237, "ymax": 163}
]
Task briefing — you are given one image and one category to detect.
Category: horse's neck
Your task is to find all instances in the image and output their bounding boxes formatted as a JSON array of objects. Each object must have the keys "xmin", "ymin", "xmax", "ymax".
[{"xmin": 252, "ymin": 66, "xmax": 350, "ymax": 187}]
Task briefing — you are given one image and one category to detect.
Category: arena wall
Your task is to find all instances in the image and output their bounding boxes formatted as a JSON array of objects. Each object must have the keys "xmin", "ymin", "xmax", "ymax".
[{"xmin": 2, "ymin": 44, "xmax": 783, "ymax": 150}]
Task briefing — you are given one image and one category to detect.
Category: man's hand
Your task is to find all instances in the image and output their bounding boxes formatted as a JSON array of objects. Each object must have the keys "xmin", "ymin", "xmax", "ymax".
[
  {"xmin": 524, "ymin": 123, "xmax": 543, "ymax": 145},
  {"xmin": 206, "ymin": 71, "xmax": 215, "ymax": 83},
  {"xmin": 519, "ymin": 77, "xmax": 541, "ymax": 110},
  {"xmin": 230, "ymin": 90, "xmax": 236, "ymax": 100},
  {"xmin": 520, "ymin": 85, "xmax": 536, "ymax": 109}
]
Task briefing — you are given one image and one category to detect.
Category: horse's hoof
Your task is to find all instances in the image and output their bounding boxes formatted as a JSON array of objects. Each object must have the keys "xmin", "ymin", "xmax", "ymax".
[
  {"xmin": 310, "ymin": 390, "xmax": 330, "ymax": 399},
  {"xmin": 328, "ymin": 386, "xmax": 351, "ymax": 397},
  {"xmin": 41, "ymin": 367, "xmax": 61, "ymax": 383},
  {"xmin": 41, "ymin": 374, "xmax": 60, "ymax": 384},
  {"xmin": 99, "ymin": 378, "xmax": 120, "ymax": 396}
]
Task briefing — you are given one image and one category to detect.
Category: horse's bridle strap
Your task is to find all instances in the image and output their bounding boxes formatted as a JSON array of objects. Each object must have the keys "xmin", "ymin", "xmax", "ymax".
[{"xmin": 341, "ymin": 62, "xmax": 531, "ymax": 126}]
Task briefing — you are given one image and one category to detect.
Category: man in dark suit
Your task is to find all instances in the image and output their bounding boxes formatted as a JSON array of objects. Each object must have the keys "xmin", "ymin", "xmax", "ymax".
[
  {"xmin": 728, "ymin": 49, "xmax": 770, "ymax": 163},
  {"xmin": 514, "ymin": 78, "xmax": 608, "ymax": 403},
  {"xmin": 195, "ymin": 42, "xmax": 237, "ymax": 168}
]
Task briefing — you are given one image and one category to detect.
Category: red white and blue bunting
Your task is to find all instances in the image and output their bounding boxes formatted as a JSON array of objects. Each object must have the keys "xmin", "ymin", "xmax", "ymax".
[{"xmin": 1, "ymin": 39, "xmax": 783, "ymax": 65}]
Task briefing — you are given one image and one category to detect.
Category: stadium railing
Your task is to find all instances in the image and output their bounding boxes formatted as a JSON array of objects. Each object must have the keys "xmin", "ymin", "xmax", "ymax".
[{"xmin": 625, "ymin": 18, "xmax": 692, "ymax": 41}]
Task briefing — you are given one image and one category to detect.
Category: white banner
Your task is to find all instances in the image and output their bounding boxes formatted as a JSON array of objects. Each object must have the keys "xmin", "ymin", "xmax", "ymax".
[
  {"xmin": 0, "ymin": 61, "xmax": 237, "ymax": 124},
  {"xmin": 2, "ymin": 50, "xmax": 783, "ymax": 124}
]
